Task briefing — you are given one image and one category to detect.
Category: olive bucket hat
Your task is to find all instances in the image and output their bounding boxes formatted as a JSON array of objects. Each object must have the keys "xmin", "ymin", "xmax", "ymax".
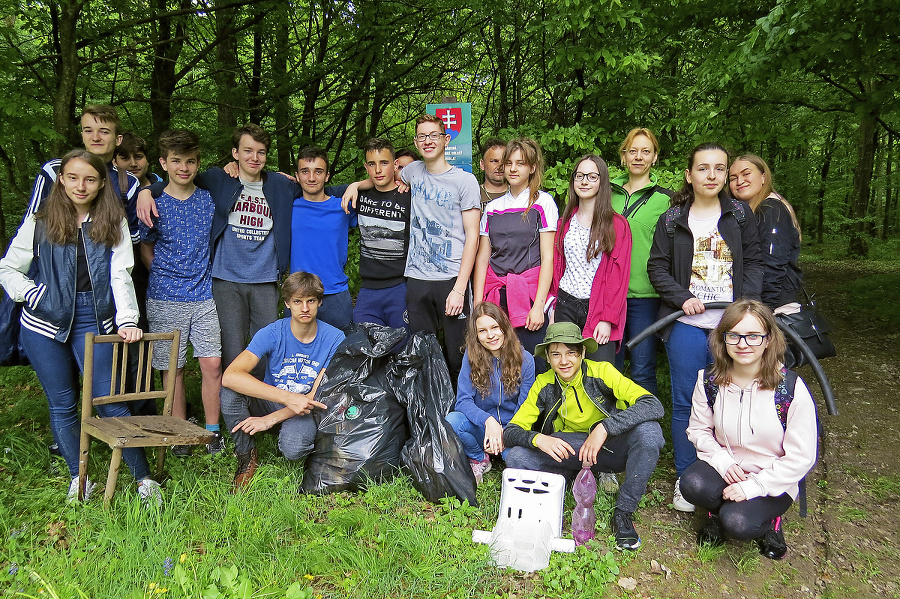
[{"xmin": 533, "ymin": 322, "xmax": 599, "ymax": 359}]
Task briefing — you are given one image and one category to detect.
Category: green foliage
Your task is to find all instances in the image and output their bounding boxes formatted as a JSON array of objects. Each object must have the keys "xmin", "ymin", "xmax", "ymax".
[{"xmin": 539, "ymin": 540, "xmax": 619, "ymax": 595}]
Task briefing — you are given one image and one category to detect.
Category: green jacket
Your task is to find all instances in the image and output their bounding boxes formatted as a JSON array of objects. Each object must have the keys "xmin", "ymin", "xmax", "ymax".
[
  {"xmin": 610, "ymin": 173, "xmax": 672, "ymax": 298},
  {"xmin": 503, "ymin": 359, "xmax": 663, "ymax": 448}
]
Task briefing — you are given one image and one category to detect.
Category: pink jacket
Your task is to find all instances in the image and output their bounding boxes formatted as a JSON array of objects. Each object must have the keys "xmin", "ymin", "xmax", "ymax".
[
  {"xmin": 686, "ymin": 373, "xmax": 818, "ymax": 500},
  {"xmin": 550, "ymin": 212, "xmax": 632, "ymax": 345}
]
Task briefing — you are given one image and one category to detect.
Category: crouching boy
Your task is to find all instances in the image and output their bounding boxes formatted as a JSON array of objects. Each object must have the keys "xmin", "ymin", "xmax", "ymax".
[
  {"xmin": 222, "ymin": 272, "xmax": 345, "ymax": 490},
  {"xmin": 503, "ymin": 322, "xmax": 665, "ymax": 551}
]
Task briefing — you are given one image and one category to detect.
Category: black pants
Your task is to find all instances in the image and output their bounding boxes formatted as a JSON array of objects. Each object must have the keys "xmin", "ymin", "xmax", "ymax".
[
  {"xmin": 406, "ymin": 278, "xmax": 469, "ymax": 385},
  {"xmin": 680, "ymin": 460, "xmax": 793, "ymax": 541},
  {"xmin": 555, "ymin": 289, "xmax": 615, "ymax": 363}
]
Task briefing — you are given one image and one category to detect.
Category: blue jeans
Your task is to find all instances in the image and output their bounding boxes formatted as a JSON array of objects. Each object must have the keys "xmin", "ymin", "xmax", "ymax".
[
  {"xmin": 665, "ymin": 321, "xmax": 713, "ymax": 476},
  {"xmin": 20, "ymin": 292, "xmax": 151, "ymax": 480},
  {"xmin": 319, "ymin": 289, "xmax": 353, "ymax": 333},
  {"xmin": 445, "ymin": 411, "xmax": 509, "ymax": 462},
  {"xmin": 615, "ymin": 297, "xmax": 661, "ymax": 396}
]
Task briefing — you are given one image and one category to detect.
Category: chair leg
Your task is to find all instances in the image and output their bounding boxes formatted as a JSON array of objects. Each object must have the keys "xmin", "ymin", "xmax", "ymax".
[
  {"xmin": 104, "ymin": 447, "xmax": 123, "ymax": 506},
  {"xmin": 156, "ymin": 442, "xmax": 166, "ymax": 480},
  {"xmin": 78, "ymin": 432, "xmax": 90, "ymax": 501}
]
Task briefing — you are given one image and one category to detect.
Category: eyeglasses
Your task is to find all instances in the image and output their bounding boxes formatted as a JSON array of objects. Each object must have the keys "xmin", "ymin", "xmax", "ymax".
[
  {"xmin": 573, "ymin": 172, "xmax": 600, "ymax": 182},
  {"xmin": 414, "ymin": 132, "xmax": 445, "ymax": 142},
  {"xmin": 723, "ymin": 333, "xmax": 767, "ymax": 346}
]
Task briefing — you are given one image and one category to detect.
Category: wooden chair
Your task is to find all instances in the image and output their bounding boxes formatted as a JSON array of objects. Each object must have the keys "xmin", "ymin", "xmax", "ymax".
[{"xmin": 77, "ymin": 331, "xmax": 214, "ymax": 504}]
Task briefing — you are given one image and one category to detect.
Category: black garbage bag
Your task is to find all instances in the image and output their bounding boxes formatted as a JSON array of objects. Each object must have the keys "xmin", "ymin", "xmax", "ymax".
[
  {"xmin": 300, "ymin": 323, "xmax": 409, "ymax": 494},
  {"xmin": 394, "ymin": 332, "xmax": 478, "ymax": 507}
]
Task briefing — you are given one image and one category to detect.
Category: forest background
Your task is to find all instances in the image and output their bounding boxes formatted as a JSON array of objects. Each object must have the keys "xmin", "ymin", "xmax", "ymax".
[{"xmin": 1, "ymin": 0, "xmax": 898, "ymax": 260}]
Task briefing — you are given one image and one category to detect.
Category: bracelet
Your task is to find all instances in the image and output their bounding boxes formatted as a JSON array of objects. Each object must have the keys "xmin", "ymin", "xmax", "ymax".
[{"xmin": 451, "ymin": 288, "xmax": 465, "ymax": 297}]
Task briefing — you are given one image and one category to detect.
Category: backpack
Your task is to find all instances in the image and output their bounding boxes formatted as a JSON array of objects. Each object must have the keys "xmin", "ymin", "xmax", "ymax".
[
  {"xmin": 701, "ymin": 366, "xmax": 798, "ymax": 430},
  {"xmin": 664, "ymin": 197, "xmax": 747, "ymax": 238}
]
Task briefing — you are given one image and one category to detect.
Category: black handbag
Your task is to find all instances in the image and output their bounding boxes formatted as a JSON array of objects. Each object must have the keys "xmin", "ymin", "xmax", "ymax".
[{"xmin": 776, "ymin": 288, "xmax": 835, "ymax": 369}]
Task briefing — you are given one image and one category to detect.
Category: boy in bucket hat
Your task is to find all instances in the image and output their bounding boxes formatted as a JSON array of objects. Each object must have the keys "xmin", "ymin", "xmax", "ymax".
[{"xmin": 503, "ymin": 322, "xmax": 665, "ymax": 550}]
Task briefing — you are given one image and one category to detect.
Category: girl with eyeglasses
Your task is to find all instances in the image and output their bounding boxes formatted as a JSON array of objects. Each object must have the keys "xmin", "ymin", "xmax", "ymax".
[
  {"xmin": 548, "ymin": 155, "xmax": 632, "ymax": 363},
  {"xmin": 473, "ymin": 138, "xmax": 558, "ymax": 365},
  {"xmin": 647, "ymin": 142, "xmax": 763, "ymax": 512},
  {"xmin": 681, "ymin": 299, "xmax": 817, "ymax": 559},
  {"xmin": 610, "ymin": 129, "xmax": 673, "ymax": 397}
]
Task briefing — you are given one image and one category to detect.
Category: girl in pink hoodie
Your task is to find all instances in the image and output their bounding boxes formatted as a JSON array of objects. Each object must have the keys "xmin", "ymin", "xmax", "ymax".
[{"xmin": 682, "ymin": 299, "xmax": 817, "ymax": 559}]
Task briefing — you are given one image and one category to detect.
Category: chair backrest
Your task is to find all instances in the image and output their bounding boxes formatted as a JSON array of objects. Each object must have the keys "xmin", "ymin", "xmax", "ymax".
[{"xmin": 80, "ymin": 331, "xmax": 180, "ymax": 418}]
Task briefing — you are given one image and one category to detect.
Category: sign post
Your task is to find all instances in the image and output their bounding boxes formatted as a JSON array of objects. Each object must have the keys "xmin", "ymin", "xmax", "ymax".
[{"xmin": 426, "ymin": 102, "xmax": 473, "ymax": 173}]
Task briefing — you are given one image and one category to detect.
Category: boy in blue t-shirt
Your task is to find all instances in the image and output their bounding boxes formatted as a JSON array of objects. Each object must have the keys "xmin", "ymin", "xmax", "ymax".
[
  {"xmin": 222, "ymin": 271, "xmax": 345, "ymax": 490},
  {"xmin": 139, "ymin": 129, "xmax": 224, "ymax": 455},
  {"xmin": 290, "ymin": 147, "xmax": 357, "ymax": 332}
]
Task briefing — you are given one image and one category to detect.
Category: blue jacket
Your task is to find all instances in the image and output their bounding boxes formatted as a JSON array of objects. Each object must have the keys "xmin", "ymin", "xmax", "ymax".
[
  {"xmin": 455, "ymin": 348, "xmax": 536, "ymax": 427},
  {"xmin": 756, "ymin": 197, "xmax": 803, "ymax": 309},
  {"xmin": 0, "ymin": 216, "xmax": 139, "ymax": 342}
]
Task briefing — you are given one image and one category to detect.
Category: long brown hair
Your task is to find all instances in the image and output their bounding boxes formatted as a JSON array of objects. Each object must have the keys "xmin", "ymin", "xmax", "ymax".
[
  {"xmin": 503, "ymin": 138, "xmax": 544, "ymax": 214},
  {"xmin": 558, "ymin": 155, "xmax": 616, "ymax": 261},
  {"xmin": 37, "ymin": 150, "xmax": 124, "ymax": 247},
  {"xmin": 465, "ymin": 302, "xmax": 524, "ymax": 398},
  {"xmin": 709, "ymin": 299, "xmax": 787, "ymax": 390},
  {"xmin": 732, "ymin": 153, "xmax": 802, "ymax": 241}
]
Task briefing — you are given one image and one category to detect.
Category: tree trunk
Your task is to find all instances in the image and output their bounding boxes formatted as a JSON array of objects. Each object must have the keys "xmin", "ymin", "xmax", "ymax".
[
  {"xmin": 816, "ymin": 120, "xmax": 839, "ymax": 244},
  {"xmin": 882, "ymin": 131, "xmax": 894, "ymax": 239},
  {"xmin": 51, "ymin": 0, "xmax": 85, "ymax": 157},
  {"xmin": 495, "ymin": 22, "xmax": 508, "ymax": 131},
  {"xmin": 214, "ymin": 0, "xmax": 238, "ymax": 133},
  {"xmin": 847, "ymin": 110, "xmax": 879, "ymax": 258},
  {"xmin": 248, "ymin": 18, "xmax": 263, "ymax": 125},
  {"xmin": 150, "ymin": 0, "xmax": 188, "ymax": 146},
  {"xmin": 272, "ymin": 14, "xmax": 292, "ymax": 173}
]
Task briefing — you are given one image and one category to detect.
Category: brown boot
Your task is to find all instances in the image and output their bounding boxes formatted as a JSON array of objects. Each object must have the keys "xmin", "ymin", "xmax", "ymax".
[{"xmin": 233, "ymin": 448, "xmax": 258, "ymax": 491}]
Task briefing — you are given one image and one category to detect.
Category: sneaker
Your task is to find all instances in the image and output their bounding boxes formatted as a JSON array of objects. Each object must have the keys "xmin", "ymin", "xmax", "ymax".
[
  {"xmin": 697, "ymin": 512, "xmax": 725, "ymax": 546},
  {"xmin": 757, "ymin": 516, "xmax": 787, "ymax": 560},
  {"xmin": 172, "ymin": 445, "xmax": 191, "ymax": 457},
  {"xmin": 66, "ymin": 476, "xmax": 96, "ymax": 503},
  {"xmin": 612, "ymin": 509, "xmax": 642, "ymax": 550},
  {"xmin": 233, "ymin": 448, "xmax": 259, "ymax": 491},
  {"xmin": 137, "ymin": 478, "xmax": 163, "ymax": 509},
  {"xmin": 469, "ymin": 454, "xmax": 492, "ymax": 485},
  {"xmin": 672, "ymin": 477, "xmax": 695, "ymax": 512},
  {"xmin": 598, "ymin": 472, "xmax": 619, "ymax": 493},
  {"xmin": 206, "ymin": 432, "xmax": 225, "ymax": 455}
]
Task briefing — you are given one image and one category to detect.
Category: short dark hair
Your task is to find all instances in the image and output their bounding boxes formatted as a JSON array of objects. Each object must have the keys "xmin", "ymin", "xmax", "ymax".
[
  {"xmin": 231, "ymin": 123, "xmax": 271, "ymax": 151},
  {"xmin": 395, "ymin": 148, "xmax": 421, "ymax": 162},
  {"xmin": 415, "ymin": 113, "xmax": 445, "ymax": 133},
  {"xmin": 281, "ymin": 271, "xmax": 324, "ymax": 302},
  {"xmin": 115, "ymin": 132, "xmax": 149, "ymax": 159},
  {"xmin": 158, "ymin": 129, "xmax": 200, "ymax": 159},
  {"xmin": 81, "ymin": 104, "xmax": 123, "ymax": 136},
  {"xmin": 480, "ymin": 137, "xmax": 506, "ymax": 157},
  {"xmin": 297, "ymin": 146, "xmax": 330, "ymax": 174},
  {"xmin": 364, "ymin": 138, "xmax": 395, "ymax": 158}
]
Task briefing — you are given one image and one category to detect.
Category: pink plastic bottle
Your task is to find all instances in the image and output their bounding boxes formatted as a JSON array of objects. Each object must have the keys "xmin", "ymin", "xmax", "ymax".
[{"xmin": 572, "ymin": 466, "xmax": 597, "ymax": 546}]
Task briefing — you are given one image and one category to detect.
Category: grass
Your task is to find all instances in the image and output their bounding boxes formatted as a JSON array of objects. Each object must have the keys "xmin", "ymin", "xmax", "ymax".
[{"xmin": 0, "ymin": 363, "xmax": 631, "ymax": 599}]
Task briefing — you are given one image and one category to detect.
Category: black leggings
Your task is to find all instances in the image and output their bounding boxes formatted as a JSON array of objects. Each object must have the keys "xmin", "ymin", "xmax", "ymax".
[
  {"xmin": 680, "ymin": 460, "xmax": 793, "ymax": 541},
  {"xmin": 554, "ymin": 289, "xmax": 615, "ymax": 363}
]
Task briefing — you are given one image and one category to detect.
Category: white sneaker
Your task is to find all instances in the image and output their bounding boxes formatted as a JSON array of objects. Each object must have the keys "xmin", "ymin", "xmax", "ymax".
[
  {"xmin": 137, "ymin": 478, "xmax": 163, "ymax": 509},
  {"xmin": 598, "ymin": 472, "xmax": 620, "ymax": 493},
  {"xmin": 67, "ymin": 476, "xmax": 96, "ymax": 503},
  {"xmin": 672, "ymin": 477, "xmax": 695, "ymax": 512}
]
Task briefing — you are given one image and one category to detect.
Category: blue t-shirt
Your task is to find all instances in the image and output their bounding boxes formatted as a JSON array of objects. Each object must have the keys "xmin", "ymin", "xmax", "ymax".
[
  {"xmin": 211, "ymin": 178, "xmax": 279, "ymax": 284},
  {"xmin": 246, "ymin": 317, "xmax": 345, "ymax": 393},
  {"xmin": 140, "ymin": 188, "xmax": 215, "ymax": 301},
  {"xmin": 290, "ymin": 195, "xmax": 357, "ymax": 294}
]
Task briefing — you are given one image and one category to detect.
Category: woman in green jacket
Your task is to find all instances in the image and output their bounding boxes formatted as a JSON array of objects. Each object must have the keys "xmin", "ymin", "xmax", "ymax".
[{"xmin": 611, "ymin": 128, "xmax": 673, "ymax": 396}]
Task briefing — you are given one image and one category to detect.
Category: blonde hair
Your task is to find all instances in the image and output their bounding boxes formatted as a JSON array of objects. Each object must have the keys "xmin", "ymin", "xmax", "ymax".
[
  {"xmin": 502, "ymin": 138, "xmax": 544, "ymax": 213},
  {"xmin": 732, "ymin": 154, "xmax": 802, "ymax": 241},
  {"xmin": 619, "ymin": 128, "xmax": 660, "ymax": 167}
]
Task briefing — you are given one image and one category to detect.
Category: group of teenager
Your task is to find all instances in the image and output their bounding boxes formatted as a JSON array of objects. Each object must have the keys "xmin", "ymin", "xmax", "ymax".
[{"xmin": 0, "ymin": 106, "xmax": 816, "ymax": 560}]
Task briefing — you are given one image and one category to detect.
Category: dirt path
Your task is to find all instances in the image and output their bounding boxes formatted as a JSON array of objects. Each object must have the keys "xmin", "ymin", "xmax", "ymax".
[{"xmin": 611, "ymin": 261, "xmax": 900, "ymax": 599}]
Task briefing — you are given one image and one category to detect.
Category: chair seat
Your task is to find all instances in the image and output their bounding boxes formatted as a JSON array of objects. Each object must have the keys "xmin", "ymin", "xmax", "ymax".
[{"xmin": 82, "ymin": 416, "xmax": 214, "ymax": 448}]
